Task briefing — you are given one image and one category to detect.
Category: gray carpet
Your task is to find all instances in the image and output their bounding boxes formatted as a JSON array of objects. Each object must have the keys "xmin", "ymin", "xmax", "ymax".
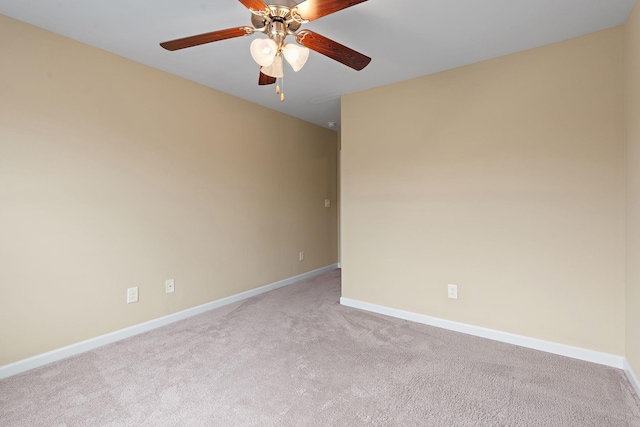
[{"xmin": 1, "ymin": 269, "xmax": 639, "ymax": 426}]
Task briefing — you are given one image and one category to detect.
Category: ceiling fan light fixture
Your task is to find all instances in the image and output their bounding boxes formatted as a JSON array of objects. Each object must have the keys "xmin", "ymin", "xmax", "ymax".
[
  {"xmin": 160, "ymin": 0, "xmax": 372, "ymax": 104},
  {"xmin": 261, "ymin": 54, "xmax": 284, "ymax": 78},
  {"xmin": 250, "ymin": 38, "xmax": 278, "ymax": 67},
  {"xmin": 282, "ymin": 43, "xmax": 309, "ymax": 72}
]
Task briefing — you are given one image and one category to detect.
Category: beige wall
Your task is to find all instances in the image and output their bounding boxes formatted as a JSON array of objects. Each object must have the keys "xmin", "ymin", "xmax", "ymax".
[
  {"xmin": 626, "ymin": 2, "xmax": 640, "ymax": 374},
  {"xmin": 0, "ymin": 15, "xmax": 338, "ymax": 366},
  {"xmin": 342, "ymin": 28, "xmax": 626, "ymax": 355}
]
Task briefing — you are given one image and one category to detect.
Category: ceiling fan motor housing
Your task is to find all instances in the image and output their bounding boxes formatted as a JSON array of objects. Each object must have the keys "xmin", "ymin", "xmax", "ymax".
[{"xmin": 251, "ymin": 5, "xmax": 303, "ymax": 46}]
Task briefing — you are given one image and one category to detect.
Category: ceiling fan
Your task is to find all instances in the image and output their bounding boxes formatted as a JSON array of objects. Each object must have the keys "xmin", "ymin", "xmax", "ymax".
[{"xmin": 160, "ymin": 0, "xmax": 371, "ymax": 101}]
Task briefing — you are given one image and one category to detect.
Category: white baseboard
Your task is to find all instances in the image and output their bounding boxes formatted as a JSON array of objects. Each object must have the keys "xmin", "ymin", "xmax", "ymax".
[
  {"xmin": 340, "ymin": 297, "xmax": 625, "ymax": 370},
  {"xmin": 0, "ymin": 264, "xmax": 339, "ymax": 380},
  {"xmin": 624, "ymin": 359, "xmax": 640, "ymax": 398}
]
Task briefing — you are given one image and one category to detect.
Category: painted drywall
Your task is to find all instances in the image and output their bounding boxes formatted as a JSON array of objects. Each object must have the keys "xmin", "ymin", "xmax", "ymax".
[
  {"xmin": 342, "ymin": 28, "xmax": 626, "ymax": 355},
  {"xmin": 626, "ymin": 2, "xmax": 640, "ymax": 375},
  {"xmin": 0, "ymin": 15, "xmax": 338, "ymax": 366},
  {"xmin": 337, "ymin": 131, "xmax": 342, "ymax": 265}
]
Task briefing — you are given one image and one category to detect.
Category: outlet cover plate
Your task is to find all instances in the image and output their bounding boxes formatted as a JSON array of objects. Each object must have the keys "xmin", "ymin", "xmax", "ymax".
[
  {"xmin": 127, "ymin": 287, "xmax": 139, "ymax": 304},
  {"xmin": 447, "ymin": 284, "xmax": 458, "ymax": 299}
]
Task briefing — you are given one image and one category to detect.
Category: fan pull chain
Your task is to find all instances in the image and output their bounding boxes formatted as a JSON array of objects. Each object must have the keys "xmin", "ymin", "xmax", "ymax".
[
  {"xmin": 280, "ymin": 76, "xmax": 284, "ymax": 102},
  {"xmin": 273, "ymin": 77, "xmax": 284, "ymax": 102}
]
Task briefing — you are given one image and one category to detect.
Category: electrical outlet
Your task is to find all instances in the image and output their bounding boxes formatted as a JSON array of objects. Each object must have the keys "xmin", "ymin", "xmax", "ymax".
[
  {"xmin": 324, "ymin": 199, "xmax": 331, "ymax": 208},
  {"xmin": 165, "ymin": 279, "xmax": 175, "ymax": 294},
  {"xmin": 299, "ymin": 251, "xmax": 304, "ymax": 261},
  {"xmin": 447, "ymin": 284, "xmax": 458, "ymax": 300},
  {"xmin": 127, "ymin": 287, "xmax": 139, "ymax": 304}
]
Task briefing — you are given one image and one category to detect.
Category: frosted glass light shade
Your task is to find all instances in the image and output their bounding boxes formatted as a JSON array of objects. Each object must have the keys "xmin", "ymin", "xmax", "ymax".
[
  {"xmin": 282, "ymin": 43, "xmax": 309, "ymax": 72},
  {"xmin": 261, "ymin": 55, "xmax": 284, "ymax": 78},
  {"xmin": 250, "ymin": 38, "xmax": 278, "ymax": 67}
]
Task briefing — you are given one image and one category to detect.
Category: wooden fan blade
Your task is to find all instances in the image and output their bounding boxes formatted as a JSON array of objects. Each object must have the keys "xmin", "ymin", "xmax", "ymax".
[
  {"xmin": 297, "ymin": 30, "xmax": 371, "ymax": 71},
  {"xmin": 160, "ymin": 27, "xmax": 252, "ymax": 51},
  {"xmin": 238, "ymin": 0, "xmax": 269, "ymax": 12},
  {"xmin": 259, "ymin": 71, "xmax": 276, "ymax": 85},
  {"xmin": 294, "ymin": 0, "xmax": 367, "ymax": 22}
]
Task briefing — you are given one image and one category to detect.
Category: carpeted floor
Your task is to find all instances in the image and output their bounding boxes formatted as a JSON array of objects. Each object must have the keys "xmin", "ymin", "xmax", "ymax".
[{"xmin": 1, "ymin": 269, "xmax": 640, "ymax": 426}]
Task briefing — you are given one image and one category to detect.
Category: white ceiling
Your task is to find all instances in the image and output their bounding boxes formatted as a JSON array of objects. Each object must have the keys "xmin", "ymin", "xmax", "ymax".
[{"xmin": 0, "ymin": 0, "xmax": 636, "ymax": 129}]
